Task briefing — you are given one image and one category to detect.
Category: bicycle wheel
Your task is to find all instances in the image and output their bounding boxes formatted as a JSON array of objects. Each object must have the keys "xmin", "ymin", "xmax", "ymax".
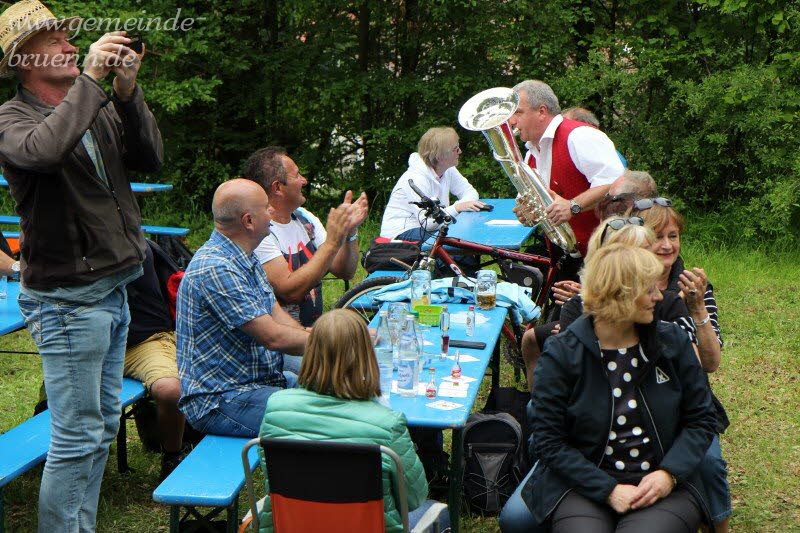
[{"xmin": 332, "ymin": 276, "xmax": 403, "ymax": 323}]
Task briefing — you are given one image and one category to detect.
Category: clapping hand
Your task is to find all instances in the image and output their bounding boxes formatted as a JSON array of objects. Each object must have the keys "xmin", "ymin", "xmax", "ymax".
[
  {"xmin": 340, "ymin": 190, "xmax": 368, "ymax": 238},
  {"xmin": 677, "ymin": 267, "xmax": 708, "ymax": 315}
]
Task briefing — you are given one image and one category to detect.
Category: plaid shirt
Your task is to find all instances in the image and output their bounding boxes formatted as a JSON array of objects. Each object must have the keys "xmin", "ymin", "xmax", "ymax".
[{"xmin": 176, "ymin": 230, "xmax": 286, "ymax": 424}]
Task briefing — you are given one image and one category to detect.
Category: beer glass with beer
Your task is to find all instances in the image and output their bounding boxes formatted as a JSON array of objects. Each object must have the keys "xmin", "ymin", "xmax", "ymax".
[{"xmin": 475, "ymin": 270, "xmax": 497, "ymax": 310}]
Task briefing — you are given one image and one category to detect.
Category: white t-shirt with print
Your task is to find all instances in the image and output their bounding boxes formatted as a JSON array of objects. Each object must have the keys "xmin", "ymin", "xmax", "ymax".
[{"xmin": 254, "ymin": 207, "xmax": 327, "ymax": 265}]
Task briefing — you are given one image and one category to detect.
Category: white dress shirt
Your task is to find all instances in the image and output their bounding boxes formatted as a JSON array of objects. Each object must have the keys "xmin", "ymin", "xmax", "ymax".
[{"xmin": 524, "ymin": 114, "xmax": 623, "ymax": 189}]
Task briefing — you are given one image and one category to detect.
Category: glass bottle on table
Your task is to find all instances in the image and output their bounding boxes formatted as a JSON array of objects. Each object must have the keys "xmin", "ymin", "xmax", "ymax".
[
  {"xmin": 451, "ymin": 350, "xmax": 462, "ymax": 382},
  {"xmin": 439, "ymin": 306, "xmax": 450, "ymax": 361},
  {"xmin": 387, "ymin": 302, "xmax": 407, "ymax": 371},
  {"xmin": 466, "ymin": 305, "xmax": 475, "ymax": 337},
  {"xmin": 374, "ymin": 311, "xmax": 394, "ymax": 407},
  {"xmin": 425, "ymin": 368, "xmax": 437, "ymax": 399},
  {"xmin": 396, "ymin": 315, "xmax": 421, "ymax": 397}
]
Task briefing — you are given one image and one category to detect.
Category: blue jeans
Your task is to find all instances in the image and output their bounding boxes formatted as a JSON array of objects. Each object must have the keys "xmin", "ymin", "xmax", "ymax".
[
  {"xmin": 283, "ymin": 354, "xmax": 303, "ymax": 375},
  {"xmin": 19, "ymin": 288, "xmax": 130, "ymax": 533},
  {"xmin": 700, "ymin": 435, "xmax": 732, "ymax": 523},
  {"xmin": 192, "ymin": 373, "xmax": 298, "ymax": 438},
  {"xmin": 499, "ymin": 465, "xmax": 540, "ymax": 533}
]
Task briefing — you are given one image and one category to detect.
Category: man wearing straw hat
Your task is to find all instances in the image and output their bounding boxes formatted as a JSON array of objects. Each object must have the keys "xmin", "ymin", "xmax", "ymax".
[{"xmin": 0, "ymin": 1, "xmax": 162, "ymax": 530}]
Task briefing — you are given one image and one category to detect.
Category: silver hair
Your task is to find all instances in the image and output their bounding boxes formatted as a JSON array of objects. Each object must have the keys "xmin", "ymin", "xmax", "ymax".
[
  {"xmin": 617, "ymin": 170, "xmax": 657, "ymax": 199},
  {"xmin": 513, "ymin": 79, "xmax": 561, "ymax": 115}
]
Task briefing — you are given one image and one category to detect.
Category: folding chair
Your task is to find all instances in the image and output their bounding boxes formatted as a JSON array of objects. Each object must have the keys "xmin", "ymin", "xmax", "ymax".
[{"xmin": 241, "ymin": 438, "xmax": 411, "ymax": 533}]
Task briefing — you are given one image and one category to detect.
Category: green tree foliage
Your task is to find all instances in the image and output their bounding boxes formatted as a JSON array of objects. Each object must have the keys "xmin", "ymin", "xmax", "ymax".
[{"xmin": 2, "ymin": 0, "xmax": 797, "ymax": 242}]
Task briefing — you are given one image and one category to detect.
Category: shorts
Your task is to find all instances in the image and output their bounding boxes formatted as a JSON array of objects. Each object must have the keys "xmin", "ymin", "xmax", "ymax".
[{"xmin": 124, "ymin": 331, "xmax": 179, "ymax": 390}]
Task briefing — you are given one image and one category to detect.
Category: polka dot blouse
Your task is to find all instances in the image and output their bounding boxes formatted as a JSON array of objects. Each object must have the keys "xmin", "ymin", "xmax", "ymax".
[{"xmin": 600, "ymin": 344, "xmax": 656, "ymax": 483}]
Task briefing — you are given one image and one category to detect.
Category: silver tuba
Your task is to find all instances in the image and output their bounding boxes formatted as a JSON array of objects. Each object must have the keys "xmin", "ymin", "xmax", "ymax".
[{"xmin": 457, "ymin": 87, "xmax": 578, "ymax": 254}]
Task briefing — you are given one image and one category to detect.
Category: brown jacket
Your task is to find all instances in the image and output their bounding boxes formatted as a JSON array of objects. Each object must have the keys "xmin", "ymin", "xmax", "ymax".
[{"xmin": 0, "ymin": 74, "xmax": 163, "ymax": 289}]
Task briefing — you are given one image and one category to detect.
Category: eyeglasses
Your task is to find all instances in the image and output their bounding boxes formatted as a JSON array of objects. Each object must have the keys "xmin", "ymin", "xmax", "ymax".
[
  {"xmin": 600, "ymin": 216, "xmax": 644, "ymax": 242},
  {"xmin": 632, "ymin": 197, "xmax": 672, "ymax": 211},
  {"xmin": 603, "ymin": 192, "xmax": 635, "ymax": 203}
]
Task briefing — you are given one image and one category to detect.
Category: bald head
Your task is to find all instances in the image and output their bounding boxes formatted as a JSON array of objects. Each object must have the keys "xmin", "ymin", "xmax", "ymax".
[{"xmin": 212, "ymin": 179, "xmax": 266, "ymax": 226}]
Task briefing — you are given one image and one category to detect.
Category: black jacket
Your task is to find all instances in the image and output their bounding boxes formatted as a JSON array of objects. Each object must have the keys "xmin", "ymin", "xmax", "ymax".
[
  {"xmin": 0, "ymin": 75, "xmax": 163, "ymax": 289},
  {"xmin": 521, "ymin": 315, "xmax": 716, "ymax": 526}
]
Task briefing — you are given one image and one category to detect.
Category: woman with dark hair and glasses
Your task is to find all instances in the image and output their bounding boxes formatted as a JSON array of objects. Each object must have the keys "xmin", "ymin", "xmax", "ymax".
[
  {"xmin": 504, "ymin": 244, "xmax": 716, "ymax": 533},
  {"xmin": 629, "ymin": 198, "xmax": 731, "ymax": 533},
  {"xmin": 519, "ymin": 217, "xmax": 698, "ymax": 391}
]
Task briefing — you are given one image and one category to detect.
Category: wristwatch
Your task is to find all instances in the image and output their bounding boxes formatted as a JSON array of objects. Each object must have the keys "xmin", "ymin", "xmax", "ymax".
[
  {"xmin": 10, "ymin": 260, "xmax": 20, "ymax": 281},
  {"xmin": 569, "ymin": 199, "xmax": 582, "ymax": 215},
  {"xmin": 347, "ymin": 232, "xmax": 359, "ymax": 243}
]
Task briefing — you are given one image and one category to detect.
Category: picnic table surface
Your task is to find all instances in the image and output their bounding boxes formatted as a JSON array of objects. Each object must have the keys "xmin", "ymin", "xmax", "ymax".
[
  {"xmin": 368, "ymin": 302, "xmax": 507, "ymax": 428},
  {"xmin": 421, "ymin": 198, "xmax": 536, "ymax": 251},
  {"xmin": 0, "ymin": 176, "xmax": 173, "ymax": 194}
]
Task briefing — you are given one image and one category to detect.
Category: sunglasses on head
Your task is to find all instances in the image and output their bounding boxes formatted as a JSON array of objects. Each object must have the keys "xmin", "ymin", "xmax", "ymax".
[
  {"xmin": 633, "ymin": 197, "xmax": 672, "ymax": 211},
  {"xmin": 600, "ymin": 216, "xmax": 644, "ymax": 242}
]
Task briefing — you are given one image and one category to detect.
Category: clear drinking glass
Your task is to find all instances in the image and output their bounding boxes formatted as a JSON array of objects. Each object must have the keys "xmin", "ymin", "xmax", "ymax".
[
  {"xmin": 410, "ymin": 269, "xmax": 432, "ymax": 308},
  {"xmin": 475, "ymin": 270, "xmax": 497, "ymax": 310}
]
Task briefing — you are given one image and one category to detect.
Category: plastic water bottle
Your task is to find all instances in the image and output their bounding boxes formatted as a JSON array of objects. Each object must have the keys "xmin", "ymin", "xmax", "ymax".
[
  {"xmin": 396, "ymin": 316, "xmax": 420, "ymax": 397},
  {"xmin": 0, "ymin": 275, "xmax": 7, "ymax": 300},
  {"xmin": 466, "ymin": 305, "xmax": 475, "ymax": 337},
  {"xmin": 374, "ymin": 311, "xmax": 394, "ymax": 407}
]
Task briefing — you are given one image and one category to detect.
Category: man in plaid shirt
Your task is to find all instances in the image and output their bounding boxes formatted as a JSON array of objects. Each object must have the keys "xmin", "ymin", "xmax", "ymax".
[{"xmin": 177, "ymin": 179, "xmax": 310, "ymax": 437}]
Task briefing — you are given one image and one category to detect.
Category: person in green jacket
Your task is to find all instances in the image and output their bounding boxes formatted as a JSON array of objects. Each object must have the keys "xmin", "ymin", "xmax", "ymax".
[{"xmin": 258, "ymin": 309, "xmax": 450, "ymax": 532}]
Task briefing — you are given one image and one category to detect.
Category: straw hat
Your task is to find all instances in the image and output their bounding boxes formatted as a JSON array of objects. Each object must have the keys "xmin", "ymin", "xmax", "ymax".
[{"xmin": 0, "ymin": 0, "xmax": 80, "ymax": 78}]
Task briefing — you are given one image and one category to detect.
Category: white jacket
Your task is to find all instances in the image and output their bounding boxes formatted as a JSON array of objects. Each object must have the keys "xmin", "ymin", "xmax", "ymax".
[{"xmin": 379, "ymin": 152, "xmax": 479, "ymax": 239}]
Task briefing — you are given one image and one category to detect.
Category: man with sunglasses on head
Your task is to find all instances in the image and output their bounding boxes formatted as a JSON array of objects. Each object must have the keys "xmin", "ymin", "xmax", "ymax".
[
  {"xmin": 597, "ymin": 170, "xmax": 658, "ymax": 220},
  {"xmin": 509, "ymin": 80, "xmax": 624, "ymax": 260},
  {"xmin": 0, "ymin": 1, "xmax": 162, "ymax": 529}
]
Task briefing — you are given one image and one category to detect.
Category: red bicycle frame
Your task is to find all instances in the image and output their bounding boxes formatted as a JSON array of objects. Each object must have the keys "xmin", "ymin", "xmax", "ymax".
[{"xmin": 423, "ymin": 222, "xmax": 561, "ymax": 308}]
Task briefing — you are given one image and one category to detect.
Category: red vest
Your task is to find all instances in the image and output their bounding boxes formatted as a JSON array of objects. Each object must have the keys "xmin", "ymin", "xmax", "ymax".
[{"xmin": 525, "ymin": 118, "xmax": 600, "ymax": 257}]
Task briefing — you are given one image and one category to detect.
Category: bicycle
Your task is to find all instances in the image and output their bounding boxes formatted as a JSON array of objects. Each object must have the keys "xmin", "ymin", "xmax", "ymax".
[{"xmin": 333, "ymin": 181, "xmax": 567, "ymax": 372}]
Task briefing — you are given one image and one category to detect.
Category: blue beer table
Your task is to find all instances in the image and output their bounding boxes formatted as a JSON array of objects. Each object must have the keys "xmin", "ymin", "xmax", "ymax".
[
  {"xmin": 422, "ymin": 198, "xmax": 535, "ymax": 251},
  {"xmin": 0, "ymin": 282, "xmax": 23, "ymax": 336},
  {"xmin": 0, "ymin": 176, "xmax": 173, "ymax": 194},
  {"xmin": 369, "ymin": 302, "xmax": 507, "ymax": 532}
]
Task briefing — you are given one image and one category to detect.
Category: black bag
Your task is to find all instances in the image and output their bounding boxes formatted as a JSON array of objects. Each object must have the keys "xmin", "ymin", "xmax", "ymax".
[
  {"xmin": 462, "ymin": 405, "xmax": 528, "ymax": 515},
  {"xmin": 361, "ymin": 238, "xmax": 420, "ymax": 273},
  {"xmin": 484, "ymin": 386, "xmax": 534, "ymax": 459}
]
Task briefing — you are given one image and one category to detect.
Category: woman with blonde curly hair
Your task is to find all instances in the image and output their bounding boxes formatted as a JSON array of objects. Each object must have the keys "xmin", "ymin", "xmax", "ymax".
[{"xmin": 513, "ymin": 244, "xmax": 717, "ymax": 532}]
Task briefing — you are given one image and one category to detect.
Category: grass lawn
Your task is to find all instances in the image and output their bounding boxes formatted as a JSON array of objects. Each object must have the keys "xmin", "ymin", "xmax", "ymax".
[{"xmin": 1, "ymin": 242, "xmax": 798, "ymax": 532}]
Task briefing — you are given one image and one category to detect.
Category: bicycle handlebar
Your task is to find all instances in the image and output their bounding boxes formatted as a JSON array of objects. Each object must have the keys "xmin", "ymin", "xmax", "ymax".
[{"xmin": 407, "ymin": 179, "xmax": 455, "ymax": 225}]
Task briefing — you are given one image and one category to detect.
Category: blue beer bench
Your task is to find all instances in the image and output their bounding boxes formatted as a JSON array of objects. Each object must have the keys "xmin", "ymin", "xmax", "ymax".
[
  {"xmin": 153, "ymin": 435, "xmax": 259, "ymax": 533},
  {"xmin": 0, "ymin": 378, "xmax": 147, "ymax": 533}
]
